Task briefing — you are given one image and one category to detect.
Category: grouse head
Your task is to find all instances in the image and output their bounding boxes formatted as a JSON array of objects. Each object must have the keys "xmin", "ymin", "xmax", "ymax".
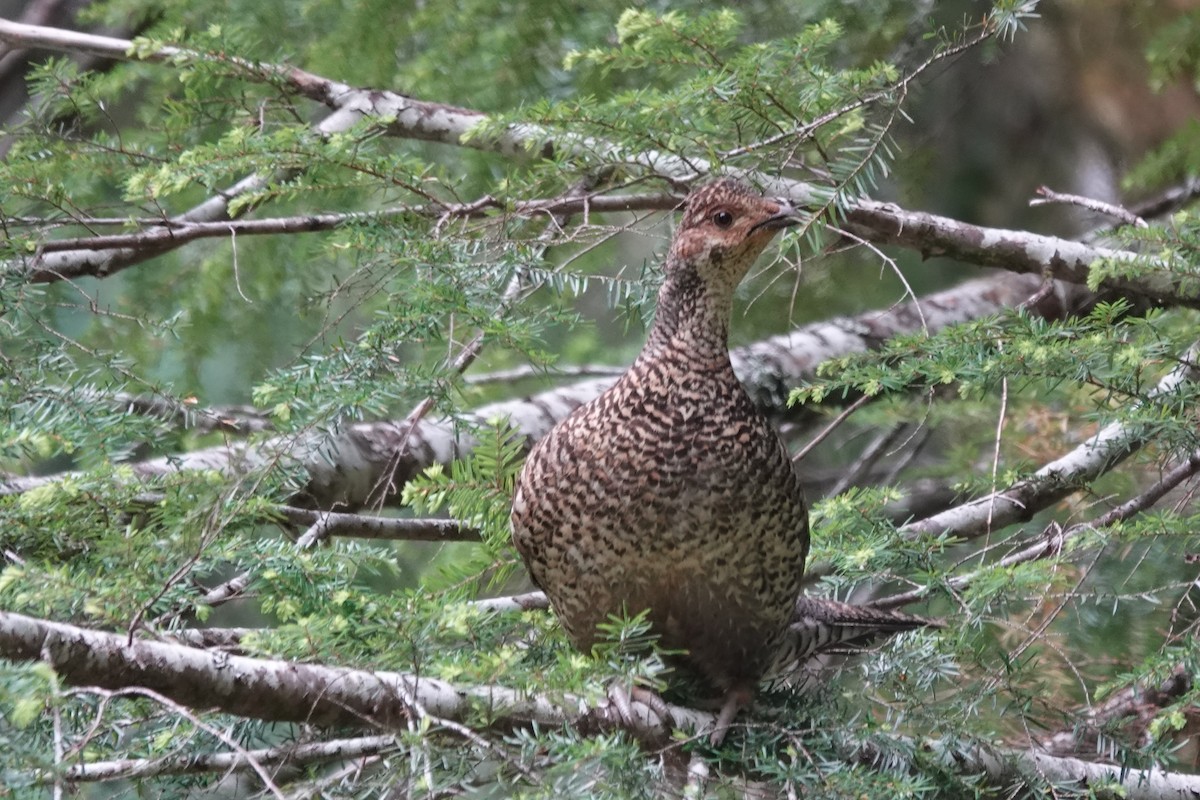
[{"xmin": 668, "ymin": 178, "xmax": 801, "ymax": 295}]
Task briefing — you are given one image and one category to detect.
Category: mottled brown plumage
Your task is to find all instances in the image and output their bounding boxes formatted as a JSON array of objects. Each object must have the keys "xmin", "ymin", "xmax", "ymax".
[{"xmin": 510, "ymin": 178, "xmax": 928, "ymax": 740}]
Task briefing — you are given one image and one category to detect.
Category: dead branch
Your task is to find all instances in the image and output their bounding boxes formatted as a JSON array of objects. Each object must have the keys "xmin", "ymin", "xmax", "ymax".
[{"xmin": 278, "ymin": 506, "xmax": 479, "ymax": 543}]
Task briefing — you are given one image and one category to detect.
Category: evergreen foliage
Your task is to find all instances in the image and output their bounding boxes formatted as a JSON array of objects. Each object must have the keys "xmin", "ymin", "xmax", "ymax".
[{"xmin": 2, "ymin": 1, "xmax": 1200, "ymax": 797}]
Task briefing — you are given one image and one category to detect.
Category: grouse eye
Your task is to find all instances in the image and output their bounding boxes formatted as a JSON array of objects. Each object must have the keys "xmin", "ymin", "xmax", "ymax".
[{"xmin": 711, "ymin": 210, "xmax": 734, "ymax": 228}]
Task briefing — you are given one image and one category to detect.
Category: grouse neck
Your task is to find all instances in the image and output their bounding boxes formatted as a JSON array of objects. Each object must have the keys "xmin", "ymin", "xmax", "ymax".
[{"xmin": 644, "ymin": 266, "xmax": 735, "ymax": 367}]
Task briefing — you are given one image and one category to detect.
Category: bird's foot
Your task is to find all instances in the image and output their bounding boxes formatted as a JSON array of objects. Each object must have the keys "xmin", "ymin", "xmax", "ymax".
[
  {"xmin": 709, "ymin": 687, "xmax": 753, "ymax": 746},
  {"xmin": 605, "ymin": 682, "xmax": 673, "ymax": 734}
]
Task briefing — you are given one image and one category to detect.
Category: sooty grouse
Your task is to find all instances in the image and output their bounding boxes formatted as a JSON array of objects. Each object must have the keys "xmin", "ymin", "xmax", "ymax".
[{"xmin": 511, "ymin": 178, "xmax": 930, "ymax": 742}]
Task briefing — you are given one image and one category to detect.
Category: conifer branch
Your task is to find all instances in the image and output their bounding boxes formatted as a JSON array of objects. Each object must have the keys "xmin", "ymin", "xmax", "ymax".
[
  {"xmin": 5, "ymin": 609, "xmax": 1199, "ymax": 798},
  {"xmin": 873, "ymin": 446, "xmax": 1200, "ymax": 611},
  {"xmin": 30, "ymin": 194, "xmax": 679, "ymax": 253},
  {"xmin": 0, "ymin": 19, "xmax": 1190, "ymax": 309},
  {"xmin": 903, "ymin": 344, "xmax": 1200, "ymax": 541},
  {"xmin": 0, "ymin": 272, "xmax": 1088, "ymax": 506},
  {"xmin": 905, "ymin": 739, "xmax": 1200, "ymax": 800},
  {"xmin": 0, "ymin": 609, "xmax": 712, "ymax": 739},
  {"xmin": 32, "ymin": 734, "xmax": 397, "ymax": 784}
]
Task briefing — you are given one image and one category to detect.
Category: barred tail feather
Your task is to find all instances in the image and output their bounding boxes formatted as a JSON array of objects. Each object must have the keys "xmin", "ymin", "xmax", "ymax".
[{"xmin": 766, "ymin": 596, "xmax": 942, "ymax": 685}]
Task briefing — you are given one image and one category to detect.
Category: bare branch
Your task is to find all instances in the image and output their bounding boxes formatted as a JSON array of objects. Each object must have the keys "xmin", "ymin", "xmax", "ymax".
[
  {"xmin": 1030, "ymin": 185, "xmax": 1148, "ymax": 229},
  {"xmin": 195, "ymin": 571, "xmax": 253, "ymax": 608},
  {"xmin": 34, "ymin": 734, "xmax": 397, "ymax": 784},
  {"xmin": 7, "ymin": 609, "xmax": 1200, "ymax": 797},
  {"xmin": 912, "ymin": 738, "xmax": 1200, "ymax": 800},
  {"xmin": 841, "ymin": 200, "xmax": 1192, "ymax": 309},
  {"xmin": 92, "ymin": 687, "xmax": 288, "ymax": 799},
  {"xmin": 470, "ymin": 592, "xmax": 550, "ymax": 613},
  {"xmin": 278, "ymin": 506, "xmax": 479, "ymax": 543},
  {"xmin": 167, "ymin": 627, "xmax": 254, "ymax": 650},
  {"xmin": 1126, "ymin": 177, "xmax": 1200, "ymax": 223},
  {"xmin": 791, "ymin": 395, "xmax": 871, "ymax": 464},
  {"xmin": 465, "ymin": 364, "xmax": 626, "ymax": 386},
  {"xmin": 872, "ymin": 447, "xmax": 1200, "ymax": 611},
  {"xmin": 106, "ymin": 390, "xmax": 272, "ymax": 435}
]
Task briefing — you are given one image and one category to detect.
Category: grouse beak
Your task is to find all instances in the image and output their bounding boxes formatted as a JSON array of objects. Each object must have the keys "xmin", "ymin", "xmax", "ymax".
[{"xmin": 750, "ymin": 197, "xmax": 803, "ymax": 233}]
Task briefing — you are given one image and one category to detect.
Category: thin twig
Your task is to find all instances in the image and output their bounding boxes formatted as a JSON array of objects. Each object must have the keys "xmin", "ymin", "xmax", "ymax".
[
  {"xmin": 984, "ymin": 373, "xmax": 1010, "ymax": 546},
  {"xmin": 1017, "ymin": 276, "xmax": 1057, "ymax": 311},
  {"xmin": 48, "ymin": 658, "xmax": 63, "ymax": 800},
  {"xmin": 792, "ymin": 394, "xmax": 872, "ymax": 463},
  {"xmin": 74, "ymin": 687, "xmax": 287, "ymax": 800},
  {"xmin": 464, "ymin": 363, "xmax": 625, "ymax": 385},
  {"xmin": 285, "ymin": 506, "xmax": 480, "ymax": 548},
  {"xmin": 28, "ymin": 193, "xmax": 679, "ymax": 254},
  {"xmin": 38, "ymin": 734, "xmax": 398, "ymax": 784},
  {"xmin": 718, "ymin": 21, "xmax": 997, "ymax": 160},
  {"xmin": 828, "ymin": 223, "xmax": 928, "ymax": 334},
  {"xmin": 1126, "ymin": 176, "xmax": 1200, "ymax": 222},
  {"xmin": 828, "ymin": 422, "xmax": 912, "ymax": 497},
  {"xmin": 1030, "ymin": 186, "xmax": 1148, "ymax": 229}
]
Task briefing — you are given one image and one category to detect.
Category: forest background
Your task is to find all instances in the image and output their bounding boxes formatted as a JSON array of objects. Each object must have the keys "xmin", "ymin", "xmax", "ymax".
[{"xmin": 4, "ymin": 0, "xmax": 1200, "ymax": 797}]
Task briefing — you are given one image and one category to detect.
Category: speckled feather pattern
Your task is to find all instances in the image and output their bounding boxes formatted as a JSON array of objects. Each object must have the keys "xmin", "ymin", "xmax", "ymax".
[{"xmin": 511, "ymin": 179, "xmax": 810, "ymax": 696}]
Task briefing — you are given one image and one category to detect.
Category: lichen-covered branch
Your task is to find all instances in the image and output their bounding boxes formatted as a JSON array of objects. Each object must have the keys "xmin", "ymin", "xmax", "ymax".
[
  {"xmin": 872, "ymin": 446, "xmax": 1200, "ymax": 611},
  {"xmin": 0, "ymin": 609, "xmax": 711, "ymax": 739},
  {"xmin": 843, "ymin": 200, "xmax": 1191, "ymax": 308}
]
